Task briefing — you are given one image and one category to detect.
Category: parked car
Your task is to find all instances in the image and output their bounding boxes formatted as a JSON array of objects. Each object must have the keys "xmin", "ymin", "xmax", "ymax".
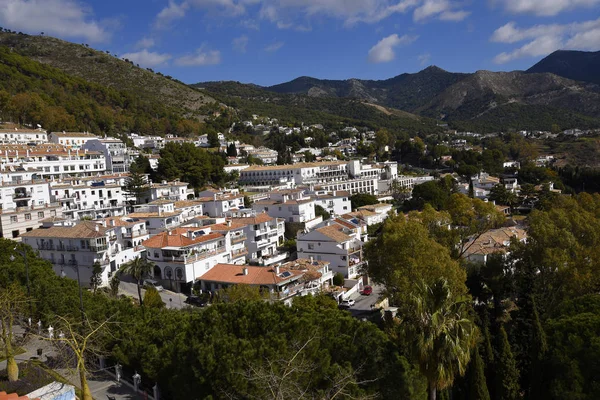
[
  {"xmin": 339, "ymin": 299, "xmax": 355, "ymax": 308},
  {"xmin": 184, "ymin": 294, "xmax": 209, "ymax": 307},
  {"xmin": 361, "ymin": 286, "xmax": 373, "ymax": 296},
  {"xmin": 143, "ymin": 279, "xmax": 164, "ymax": 292}
]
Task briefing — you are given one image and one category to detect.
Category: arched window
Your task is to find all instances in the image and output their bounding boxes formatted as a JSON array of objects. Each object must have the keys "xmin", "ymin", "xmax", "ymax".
[{"xmin": 175, "ymin": 268, "xmax": 184, "ymax": 281}]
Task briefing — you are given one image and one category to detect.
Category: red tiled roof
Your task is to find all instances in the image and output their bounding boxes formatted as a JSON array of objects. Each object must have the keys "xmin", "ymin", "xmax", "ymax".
[
  {"xmin": 142, "ymin": 229, "xmax": 223, "ymax": 249},
  {"xmin": 198, "ymin": 264, "xmax": 302, "ymax": 286},
  {"xmin": 230, "ymin": 213, "xmax": 274, "ymax": 225}
]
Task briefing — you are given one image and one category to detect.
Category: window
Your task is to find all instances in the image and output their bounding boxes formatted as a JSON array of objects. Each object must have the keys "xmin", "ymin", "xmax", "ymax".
[
  {"xmin": 308, "ymin": 243, "xmax": 314, "ymax": 250},
  {"xmin": 25, "ymin": 213, "xmax": 31, "ymax": 220},
  {"xmin": 10, "ymin": 216, "xmax": 17, "ymax": 223},
  {"xmin": 38, "ymin": 212, "xmax": 44, "ymax": 218},
  {"xmin": 12, "ymin": 230, "xmax": 19, "ymax": 238},
  {"xmin": 54, "ymin": 166, "xmax": 60, "ymax": 172}
]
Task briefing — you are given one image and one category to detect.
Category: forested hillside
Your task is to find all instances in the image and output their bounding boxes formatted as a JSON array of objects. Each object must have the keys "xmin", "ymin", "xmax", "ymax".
[{"xmin": 0, "ymin": 46, "xmax": 217, "ymax": 136}]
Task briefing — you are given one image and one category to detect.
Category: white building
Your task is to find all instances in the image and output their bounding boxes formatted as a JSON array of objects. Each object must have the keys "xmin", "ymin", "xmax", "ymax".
[
  {"xmin": 0, "ymin": 169, "xmax": 62, "ymax": 239},
  {"xmin": 138, "ymin": 180, "xmax": 191, "ymax": 204},
  {"xmin": 196, "ymin": 189, "xmax": 245, "ymax": 217},
  {"xmin": 82, "ymin": 138, "xmax": 130, "ymax": 173},
  {"xmin": 48, "ymin": 132, "xmax": 98, "ymax": 148},
  {"xmin": 297, "ymin": 223, "xmax": 364, "ymax": 279},
  {"xmin": 50, "ymin": 176, "xmax": 127, "ymax": 220},
  {"xmin": 143, "ymin": 226, "xmax": 231, "ymax": 292},
  {"xmin": 252, "ymin": 189, "xmax": 319, "ymax": 225},
  {"xmin": 0, "ymin": 128, "xmax": 47, "ymax": 144},
  {"xmin": 310, "ymin": 190, "xmax": 352, "ymax": 217},
  {"xmin": 230, "ymin": 212, "xmax": 286, "ymax": 265},
  {"xmin": 129, "ymin": 201, "xmax": 184, "ymax": 235},
  {"xmin": 21, "ymin": 221, "xmax": 113, "ymax": 288},
  {"xmin": 0, "ymin": 144, "xmax": 106, "ymax": 179}
]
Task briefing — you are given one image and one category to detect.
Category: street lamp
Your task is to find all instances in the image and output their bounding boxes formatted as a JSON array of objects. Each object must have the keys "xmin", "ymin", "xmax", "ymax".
[{"xmin": 11, "ymin": 244, "xmax": 32, "ymax": 317}]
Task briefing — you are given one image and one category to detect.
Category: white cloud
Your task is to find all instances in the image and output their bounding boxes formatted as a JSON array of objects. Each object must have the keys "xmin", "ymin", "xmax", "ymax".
[
  {"xmin": 155, "ymin": 0, "xmax": 247, "ymax": 28},
  {"xmin": 418, "ymin": 52, "xmax": 431, "ymax": 65},
  {"xmin": 121, "ymin": 49, "xmax": 172, "ymax": 67},
  {"xmin": 0, "ymin": 0, "xmax": 110, "ymax": 42},
  {"xmin": 494, "ymin": 0, "xmax": 600, "ymax": 17},
  {"xmin": 155, "ymin": 0, "xmax": 189, "ymax": 28},
  {"xmin": 264, "ymin": 41, "xmax": 284, "ymax": 52},
  {"xmin": 413, "ymin": 0, "xmax": 469, "ymax": 22},
  {"xmin": 368, "ymin": 33, "xmax": 418, "ymax": 63},
  {"xmin": 175, "ymin": 48, "xmax": 221, "ymax": 66},
  {"xmin": 491, "ymin": 18, "xmax": 600, "ymax": 63},
  {"xmin": 135, "ymin": 37, "xmax": 155, "ymax": 49},
  {"xmin": 232, "ymin": 34, "xmax": 249, "ymax": 52}
]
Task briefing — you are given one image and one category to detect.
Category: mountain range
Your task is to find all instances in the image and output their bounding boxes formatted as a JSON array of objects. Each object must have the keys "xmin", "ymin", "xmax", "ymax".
[{"xmin": 197, "ymin": 50, "xmax": 600, "ymax": 132}]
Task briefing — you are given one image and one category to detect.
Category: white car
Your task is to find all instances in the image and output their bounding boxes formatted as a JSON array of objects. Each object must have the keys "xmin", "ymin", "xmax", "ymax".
[
  {"xmin": 143, "ymin": 279, "xmax": 164, "ymax": 292},
  {"xmin": 339, "ymin": 299, "xmax": 355, "ymax": 308}
]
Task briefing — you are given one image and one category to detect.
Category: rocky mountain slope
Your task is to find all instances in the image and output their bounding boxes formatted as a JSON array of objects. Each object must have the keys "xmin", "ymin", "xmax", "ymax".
[{"xmin": 527, "ymin": 50, "xmax": 600, "ymax": 85}]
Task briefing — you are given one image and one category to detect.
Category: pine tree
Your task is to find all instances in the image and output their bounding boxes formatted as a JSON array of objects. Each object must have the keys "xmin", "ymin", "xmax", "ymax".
[
  {"xmin": 469, "ymin": 180, "xmax": 475, "ymax": 198},
  {"xmin": 494, "ymin": 326, "xmax": 520, "ymax": 400},
  {"xmin": 227, "ymin": 143, "xmax": 237, "ymax": 157},
  {"xmin": 124, "ymin": 163, "xmax": 147, "ymax": 205}
]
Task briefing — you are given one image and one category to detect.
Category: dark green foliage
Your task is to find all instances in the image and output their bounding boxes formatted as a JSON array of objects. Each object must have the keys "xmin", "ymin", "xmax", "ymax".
[
  {"xmin": 333, "ymin": 273, "xmax": 345, "ymax": 286},
  {"xmin": 350, "ymin": 193, "xmax": 379, "ymax": 210},
  {"xmin": 536, "ymin": 294, "xmax": 600, "ymax": 400},
  {"xmin": 226, "ymin": 143, "xmax": 237, "ymax": 157},
  {"xmin": 494, "ymin": 326, "xmax": 520, "ymax": 400},
  {"xmin": 314, "ymin": 204, "xmax": 331, "ymax": 220},
  {"xmin": 123, "ymin": 162, "xmax": 147, "ymax": 204},
  {"xmin": 406, "ymin": 176, "xmax": 456, "ymax": 211},
  {"xmin": 113, "ymin": 296, "xmax": 424, "ymax": 399},
  {"xmin": 157, "ymin": 142, "xmax": 226, "ymax": 188},
  {"xmin": 0, "ymin": 46, "xmax": 206, "ymax": 136}
]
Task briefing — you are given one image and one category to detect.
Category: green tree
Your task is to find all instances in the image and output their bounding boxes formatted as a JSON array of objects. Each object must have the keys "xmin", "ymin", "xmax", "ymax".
[
  {"xmin": 494, "ymin": 326, "xmax": 520, "ymax": 400},
  {"xmin": 350, "ymin": 193, "xmax": 378, "ymax": 210},
  {"xmin": 404, "ymin": 279, "xmax": 478, "ymax": 400},
  {"xmin": 143, "ymin": 287, "xmax": 165, "ymax": 309},
  {"xmin": 123, "ymin": 163, "xmax": 147, "ymax": 204},
  {"xmin": 315, "ymin": 204, "xmax": 331, "ymax": 220},
  {"xmin": 119, "ymin": 256, "xmax": 155, "ymax": 311},
  {"xmin": 489, "ymin": 184, "xmax": 517, "ymax": 207},
  {"xmin": 215, "ymin": 284, "xmax": 267, "ymax": 303},
  {"xmin": 227, "ymin": 143, "xmax": 238, "ymax": 157},
  {"xmin": 208, "ymin": 131, "xmax": 220, "ymax": 148},
  {"xmin": 333, "ymin": 272, "xmax": 345, "ymax": 286},
  {"xmin": 365, "ymin": 215, "xmax": 467, "ymax": 305},
  {"xmin": 89, "ymin": 262, "xmax": 103, "ymax": 294}
]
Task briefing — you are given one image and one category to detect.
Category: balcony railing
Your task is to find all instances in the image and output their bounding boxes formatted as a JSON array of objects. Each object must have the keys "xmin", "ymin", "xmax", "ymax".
[
  {"xmin": 90, "ymin": 245, "xmax": 108, "ymax": 252},
  {"xmin": 231, "ymin": 235, "xmax": 247, "ymax": 244},
  {"xmin": 168, "ymin": 246, "xmax": 226, "ymax": 263},
  {"xmin": 123, "ymin": 230, "xmax": 148, "ymax": 238},
  {"xmin": 232, "ymin": 248, "xmax": 248, "ymax": 258},
  {"xmin": 39, "ymin": 243, "xmax": 54, "ymax": 250}
]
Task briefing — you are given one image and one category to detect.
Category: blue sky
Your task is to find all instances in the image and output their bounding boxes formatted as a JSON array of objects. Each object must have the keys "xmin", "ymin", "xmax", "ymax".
[{"xmin": 0, "ymin": 0, "xmax": 599, "ymax": 86}]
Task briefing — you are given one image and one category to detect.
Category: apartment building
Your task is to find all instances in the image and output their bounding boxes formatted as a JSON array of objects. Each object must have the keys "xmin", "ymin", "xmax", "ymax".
[
  {"xmin": 0, "ymin": 169, "xmax": 62, "ymax": 239},
  {"xmin": 297, "ymin": 223, "xmax": 365, "ymax": 279},
  {"xmin": 251, "ymin": 189, "xmax": 319, "ymax": 225},
  {"xmin": 246, "ymin": 147, "xmax": 278, "ymax": 164},
  {"xmin": 310, "ymin": 190, "xmax": 351, "ymax": 217},
  {"xmin": 0, "ymin": 144, "xmax": 106, "ymax": 179},
  {"xmin": 138, "ymin": 180, "xmax": 191, "ymax": 204},
  {"xmin": 0, "ymin": 128, "xmax": 47, "ymax": 144},
  {"xmin": 230, "ymin": 212, "xmax": 286, "ymax": 266},
  {"xmin": 143, "ymin": 226, "xmax": 231, "ymax": 292},
  {"xmin": 48, "ymin": 132, "xmax": 98, "ymax": 148},
  {"xmin": 130, "ymin": 134, "xmax": 165, "ymax": 150},
  {"xmin": 21, "ymin": 221, "xmax": 112, "ymax": 288},
  {"xmin": 129, "ymin": 201, "xmax": 184, "ymax": 235},
  {"xmin": 239, "ymin": 161, "xmax": 348, "ymax": 187},
  {"xmin": 50, "ymin": 176, "xmax": 127, "ymax": 220},
  {"xmin": 82, "ymin": 138, "xmax": 130, "ymax": 173},
  {"xmin": 196, "ymin": 189, "xmax": 245, "ymax": 217}
]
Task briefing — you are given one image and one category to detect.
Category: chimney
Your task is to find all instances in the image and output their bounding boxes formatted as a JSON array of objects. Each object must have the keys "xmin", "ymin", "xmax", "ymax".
[
  {"xmin": 110, "ymin": 219, "xmax": 115, "ymax": 226},
  {"xmin": 94, "ymin": 225, "xmax": 99, "ymax": 232},
  {"xmin": 213, "ymin": 193, "xmax": 217, "ymax": 201},
  {"xmin": 333, "ymin": 190, "xmax": 337, "ymax": 196},
  {"xmin": 242, "ymin": 267, "xmax": 249, "ymax": 276},
  {"xmin": 274, "ymin": 265, "xmax": 280, "ymax": 274},
  {"xmin": 310, "ymin": 256, "xmax": 314, "ymax": 264},
  {"xmin": 226, "ymin": 219, "xmax": 232, "ymax": 227}
]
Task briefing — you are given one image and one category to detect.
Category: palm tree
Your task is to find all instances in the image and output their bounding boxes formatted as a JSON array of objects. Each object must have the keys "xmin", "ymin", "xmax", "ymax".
[
  {"xmin": 407, "ymin": 279, "xmax": 478, "ymax": 400},
  {"xmin": 119, "ymin": 256, "xmax": 155, "ymax": 310}
]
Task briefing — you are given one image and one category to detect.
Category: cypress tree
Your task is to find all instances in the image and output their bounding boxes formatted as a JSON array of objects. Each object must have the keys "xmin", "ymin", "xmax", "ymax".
[
  {"xmin": 494, "ymin": 326, "xmax": 520, "ymax": 400},
  {"xmin": 469, "ymin": 347, "xmax": 491, "ymax": 400}
]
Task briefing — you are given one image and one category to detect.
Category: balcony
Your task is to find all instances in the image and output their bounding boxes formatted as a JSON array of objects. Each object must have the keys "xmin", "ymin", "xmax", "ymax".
[
  {"xmin": 14, "ymin": 191, "xmax": 32, "ymax": 199},
  {"xmin": 231, "ymin": 235, "xmax": 247, "ymax": 244},
  {"xmin": 90, "ymin": 244, "xmax": 108, "ymax": 252},
  {"xmin": 39, "ymin": 243, "xmax": 54, "ymax": 250},
  {"xmin": 168, "ymin": 246, "xmax": 226, "ymax": 264},
  {"xmin": 123, "ymin": 229, "xmax": 148, "ymax": 239},
  {"xmin": 259, "ymin": 251, "xmax": 289, "ymax": 266},
  {"xmin": 231, "ymin": 248, "xmax": 248, "ymax": 258}
]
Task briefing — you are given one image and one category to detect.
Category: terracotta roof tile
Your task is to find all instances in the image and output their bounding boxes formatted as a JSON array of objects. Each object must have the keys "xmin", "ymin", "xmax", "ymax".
[
  {"xmin": 198, "ymin": 264, "xmax": 302, "ymax": 285},
  {"xmin": 316, "ymin": 225, "xmax": 353, "ymax": 243},
  {"xmin": 230, "ymin": 213, "xmax": 274, "ymax": 225},
  {"xmin": 20, "ymin": 221, "xmax": 107, "ymax": 239},
  {"xmin": 142, "ymin": 229, "xmax": 223, "ymax": 249}
]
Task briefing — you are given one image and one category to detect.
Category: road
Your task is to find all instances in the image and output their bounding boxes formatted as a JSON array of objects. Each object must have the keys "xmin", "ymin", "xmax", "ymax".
[
  {"xmin": 344, "ymin": 284, "xmax": 386, "ymax": 319},
  {"xmin": 118, "ymin": 281, "xmax": 188, "ymax": 309}
]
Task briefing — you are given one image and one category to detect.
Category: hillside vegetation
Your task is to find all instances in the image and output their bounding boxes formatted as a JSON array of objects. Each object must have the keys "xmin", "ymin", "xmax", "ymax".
[{"xmin": 0, "ymin": 32, "xmax": 216, "ymax": 116}]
